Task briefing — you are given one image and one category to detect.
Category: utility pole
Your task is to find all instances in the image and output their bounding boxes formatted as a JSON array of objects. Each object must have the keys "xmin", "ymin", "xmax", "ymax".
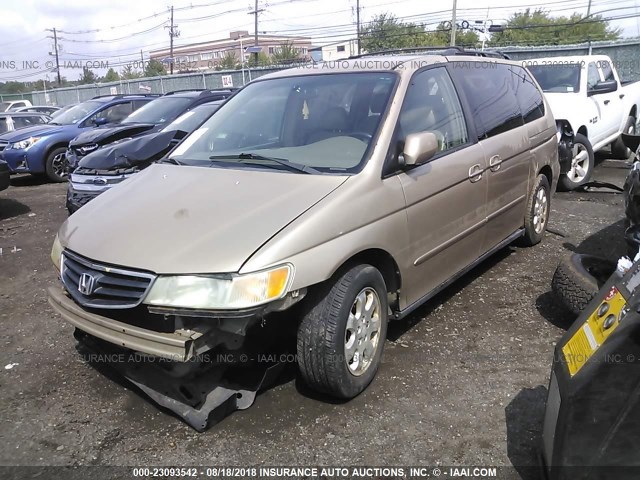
[
  {"xmin": 450, "ymin": 0, "xmax": 458, "ymax": 46},
  {"xmin": 166, "ymin": 6, "xmax": 180, "ymax": 74},
  {"xmin": 356, "ymin": 0, "xmax": 361, "ymax": 55},
  {"xmin": 45, "ymin": 27, "xmax": 62, "ymax": 86},
  {"xmin": 248, "ymin": 0, "xmax": 264, "ymax": 64},
  {"xmin": 586, "ymin": 0, "xmax": 592, "ymax": 17}
]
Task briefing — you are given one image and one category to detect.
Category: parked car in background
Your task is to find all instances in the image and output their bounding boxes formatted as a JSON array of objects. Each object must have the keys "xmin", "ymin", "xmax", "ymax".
[
  {"xmin": 66, "ymin": 89, "xmax": 237, "ymax": 169},
  {"xmin": 14, "ymin": 105, "xmax": 61, "ymax": 116},
  {"xmin": 0, "ymin": 99, "xmax": 32, "ymax": 112},
  {"xmin": 0, "ymin": 159, "xmax": 9, "ymax": 192},
  {"xmin": 66, "ymin": 100, "xmax": 225, "ymax": 213},
  {"xmin": 49, "ymin": 52, "xmax": 559, "ymax": 416},
  {"xmin": 0, "ymin": 94, "xmax": 157, "ymax": 182},
  {"xmin": 0, "ymin": 112, "xmax": 50, "ymax": 135},
  {"xmin": 50, "ymin": 104, "xmax": 76, "ymax": 119},
  {"xmin": 525, "ymin": 55, "xmax": 640, "ymax": 190}
]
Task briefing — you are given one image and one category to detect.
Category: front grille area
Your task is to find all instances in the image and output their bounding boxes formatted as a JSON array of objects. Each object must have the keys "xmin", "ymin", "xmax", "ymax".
[
  {"xmin": 0, "ymin": 141, "xmax": 8, "ymax": 152},
  {"xmin": 61, "ymin": 250, "xmax": 156, "ymax": 309}
]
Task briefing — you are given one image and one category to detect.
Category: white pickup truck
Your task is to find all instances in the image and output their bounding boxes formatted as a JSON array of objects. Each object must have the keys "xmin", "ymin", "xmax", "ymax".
[{"xmin": 525, "ymin": 55, "xmax": 640, "ymax": 190}]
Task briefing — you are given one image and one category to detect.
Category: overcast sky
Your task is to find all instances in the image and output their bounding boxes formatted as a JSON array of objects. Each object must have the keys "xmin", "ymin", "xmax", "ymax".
[{"xmin": 1, "ymin": 0, "xmax": 639, "ymax": 82}]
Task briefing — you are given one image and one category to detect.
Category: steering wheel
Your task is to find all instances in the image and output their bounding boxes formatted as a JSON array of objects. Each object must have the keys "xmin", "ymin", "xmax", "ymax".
[{"xmin": 346, "ymin": 132, "xmax": 373, "ymax": 142}]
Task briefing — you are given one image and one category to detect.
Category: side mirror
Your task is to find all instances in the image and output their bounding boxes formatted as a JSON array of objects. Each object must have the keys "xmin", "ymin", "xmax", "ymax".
[
  {"xmin": 401, "ymin": 131, "xmax": 439, "ymax": 167},
  {"xmin": 93, "ymin": 117, "xmax": 108, "ymax": 126},
  {"xmin": 587, "ymin": 79, "xmax": 617, "ymax": 96}
]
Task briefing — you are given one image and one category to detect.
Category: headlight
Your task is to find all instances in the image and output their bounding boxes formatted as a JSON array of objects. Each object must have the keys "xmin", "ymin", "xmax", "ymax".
[
  {"xmin": 51, "ymin": 234, "xmax": 63, "ymax": 273},
  {"xmin": 144, "ymin": 264, "xmax": 293, "ymax": 310},
  {"xmin": 9, "ymin": 137, "xmax": 41, "ymax": 150}
]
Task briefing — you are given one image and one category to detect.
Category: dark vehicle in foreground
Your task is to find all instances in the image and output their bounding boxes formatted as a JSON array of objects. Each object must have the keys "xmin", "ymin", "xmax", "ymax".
[
  {"xmin": 66, "ymin": 89, "xmax": 236, "ymax": 169},
  {"xmin": 66, "ymin": 100, "xmax": 224, "ymax": 213},
  {"xmin": 0, "ymin": 159, "xmax": 9, "ymax": 192},
  {"xmin": 0, "ymin": 95, "xmax": 157, "ymax": 182},
  {"xmin": 0, "ymin": 112, "xmax": 50, "ymax": 135},
  {"xmin": 544, "ymin": 134, "xmax": 640, "ymax": 477},
  {"xmin": 542, "ymin": 252, "xmax": 640, "ymax": 479}
]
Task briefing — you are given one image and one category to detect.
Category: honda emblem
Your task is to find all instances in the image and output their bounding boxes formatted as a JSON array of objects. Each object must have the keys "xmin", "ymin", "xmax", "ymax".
[{"xmin": 78, "ymin": 273, "xmax": 95, "ymax": 295}]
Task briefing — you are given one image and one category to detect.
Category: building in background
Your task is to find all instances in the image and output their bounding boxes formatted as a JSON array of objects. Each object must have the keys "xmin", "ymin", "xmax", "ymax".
[
  {"xmin": 315, "ymin": 39, "xmax": 360, "ymax": 61},
  {"xmin": 150, "ymin": 31, "xmax": 312, "ymax": 70}
]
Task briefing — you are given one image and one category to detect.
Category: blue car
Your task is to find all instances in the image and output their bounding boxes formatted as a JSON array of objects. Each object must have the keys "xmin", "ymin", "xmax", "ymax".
[{"xmin": 0, "ymin": 94, "xmax": 158, "ymax": 182}]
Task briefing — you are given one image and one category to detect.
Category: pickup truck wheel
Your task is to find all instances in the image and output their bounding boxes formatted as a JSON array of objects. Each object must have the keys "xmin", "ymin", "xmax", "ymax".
[
  {"xmin": 558, "ymin": 133, "xmax": 594, "ymax": 191},
  {"xmin": 45, "ymin": 147, "xmax": 69, "ymax": 183},
  {"xmin": 297, "ymin": 264, "xmax": 388, "ymax": 399},
  {"xmin": 611, "ymin": 116, "xmax": 636, "ymax": 159},
  {"xmin": 551, "ymin": 254, "xmax": 616, "ymax": 316},
  {"xmin": 519, "ymin": 174, "xmax": 550, "ymax": 246}
]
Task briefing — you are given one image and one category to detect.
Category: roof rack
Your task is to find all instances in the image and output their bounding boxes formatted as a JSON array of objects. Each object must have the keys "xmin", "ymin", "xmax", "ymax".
[
  {"xmin": 163, "ymin": 88, "xmax": 239, "ymax": 97},
  {"xmin": 352, "ymin": 46, "xmax": 510, "ymax": 60},
  {"xmin": 163, "ymin": 89, "xmax": 206, "ymax": 95},
  {"xmin": 90, "ymin": 93, "xmax": 161, "ymax": 99}
]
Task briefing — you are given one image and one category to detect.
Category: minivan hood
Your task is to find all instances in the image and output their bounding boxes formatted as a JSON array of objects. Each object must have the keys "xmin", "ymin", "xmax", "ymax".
[
  {"xmin": 69, "ymin": 123, "xmax": 156, "ymax": 147},
  {"xmin": 0, "ymin": 124, "xmax": 63, "ymax": 142},
  {"xmin": 59, "ymin": 164, "xmax": 349, "ymax": 274}
]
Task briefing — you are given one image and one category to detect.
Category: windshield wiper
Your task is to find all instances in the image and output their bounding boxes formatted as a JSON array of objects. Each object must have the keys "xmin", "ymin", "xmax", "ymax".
[
  {"xmin": 208, "ymin": 152, "xmax": 318, "ymax": 174},
  {"xmin": 160, "ymin": 157, "xmax": 183, "ymax": 165}
]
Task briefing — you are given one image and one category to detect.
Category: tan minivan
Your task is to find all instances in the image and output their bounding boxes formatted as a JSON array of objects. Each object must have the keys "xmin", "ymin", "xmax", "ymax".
[{"xmin": 50, "ymin": 52, "xmax": 559, "ymax": 403}]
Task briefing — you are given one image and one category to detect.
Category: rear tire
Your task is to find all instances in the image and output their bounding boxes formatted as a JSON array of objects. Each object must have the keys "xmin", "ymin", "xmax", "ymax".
[
  {"xmin": 611, "ymin": 116, "xmax": 636, "ymax": 159},
  {"xmin": 551, "ymin": 254, "xmax": 616, "ymax": 316},
  {"xmin": 45, "ymin": 147, "xmax": 68, "ymax": 183},
  {"xmin": 558, "ymin": 133, "xmax": 594, "ymax": 191},
  {"xmin": 519, "ymin": 174, "xmax": 550, "ymax": 247},
  {"xmin": 297, "ymin": 264, "xmax": 388, "ymax": 399}
]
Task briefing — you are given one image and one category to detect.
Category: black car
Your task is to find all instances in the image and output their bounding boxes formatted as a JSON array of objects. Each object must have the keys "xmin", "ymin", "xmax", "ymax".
[
  {"xmin": 66, "ymin": 100, "xmax": 224, "ymax": 213},
  {"xmin": 0, "ymin": 111, "xmax": 50, "ymax": 135},
  {"xmin": 0, "ymin": 159, "xmax": 9, "ymax": 191},
  {"xmin": 66, "ymin": 89, "xmax": 236, "ymax": 169}
]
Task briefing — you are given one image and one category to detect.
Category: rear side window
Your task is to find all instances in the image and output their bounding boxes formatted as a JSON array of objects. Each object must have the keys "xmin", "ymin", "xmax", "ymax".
[
  {"xmin": 451, "ymin": 63, "xmax": 524, "ymax": 139},
  {"xmin": 511, "ymin": 66, "xmax": 545, "ymax": 123}
]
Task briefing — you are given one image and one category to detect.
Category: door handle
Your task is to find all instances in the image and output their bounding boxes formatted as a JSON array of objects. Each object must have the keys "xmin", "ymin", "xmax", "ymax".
[
  {"xmin": 489, "ymin": 154, "xmax": 502, "ymax": 172},
  {"xmin": 620, "ymin": 93, "xmax": 626, "ymax": 99},
  {"xmin": 604, "ymin": 99, "xmax": 610, "ymax": 105},
  {"xmin": 468, "ymin": 164, "xmax": 483, "ymax": 182}
]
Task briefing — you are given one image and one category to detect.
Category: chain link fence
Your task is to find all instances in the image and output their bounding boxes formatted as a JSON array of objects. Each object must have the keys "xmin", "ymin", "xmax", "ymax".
[
  {"xmin": 29, "ymin": 66, "xmax": 286, "ymax": 106},
  {"xmin": 9, "ymin": 39, "xmax": 640, "ymax": 107}
]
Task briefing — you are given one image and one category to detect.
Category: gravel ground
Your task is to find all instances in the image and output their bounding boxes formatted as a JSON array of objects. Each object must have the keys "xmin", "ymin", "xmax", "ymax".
[{"xmin": 0, "ymin": 156, "xmax": 629, "ymax": 476}]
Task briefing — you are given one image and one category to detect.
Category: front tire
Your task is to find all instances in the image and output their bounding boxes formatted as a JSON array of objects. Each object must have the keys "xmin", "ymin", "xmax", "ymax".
[
  {"xmin": 611, "ymin": 116, "xmax": 636, "ymax": 159},
  {"xmin": 297, "ymin": 264, "xmax": 388, "ymax": 399},
  {"xmin": 558, "ymin": 133, "xmax": 594, "ymax": 191},
  {"xmin": 45, "ymin": 147, "xmax": 68, "ymax": 183},
  {"xmin": 519, "ymin": 174, "xmax": 550, "ymax": 247}
]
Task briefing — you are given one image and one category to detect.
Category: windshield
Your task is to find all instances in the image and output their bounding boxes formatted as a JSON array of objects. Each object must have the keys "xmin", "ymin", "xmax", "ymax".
[
  {"xmin": 161, "ymin": 103, "xmax": 220, "ymax": 133},
  {"xmin": 171, "ymin": 72, "xmax": 396, "ymax": 173},
  {"xmin": 50, "ymin": 100, "xmax": 103, "ymax": 125},
  {"xmin": 527, "ymin": 64, "xmax": 581, "ymax": 93},
  {"xmin": 122, "ymin": 97, "xmax": 192, "ymax": 125}
]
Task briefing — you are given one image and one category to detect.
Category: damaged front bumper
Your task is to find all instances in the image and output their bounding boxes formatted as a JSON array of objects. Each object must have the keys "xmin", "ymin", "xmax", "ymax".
[
  {"xmin": 48, "ymin": 285, "xmax": 300, "ymax": 430},
  {"xmin": 48, "ymin": 286, "xmax": 199, "ymax": 361}
]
